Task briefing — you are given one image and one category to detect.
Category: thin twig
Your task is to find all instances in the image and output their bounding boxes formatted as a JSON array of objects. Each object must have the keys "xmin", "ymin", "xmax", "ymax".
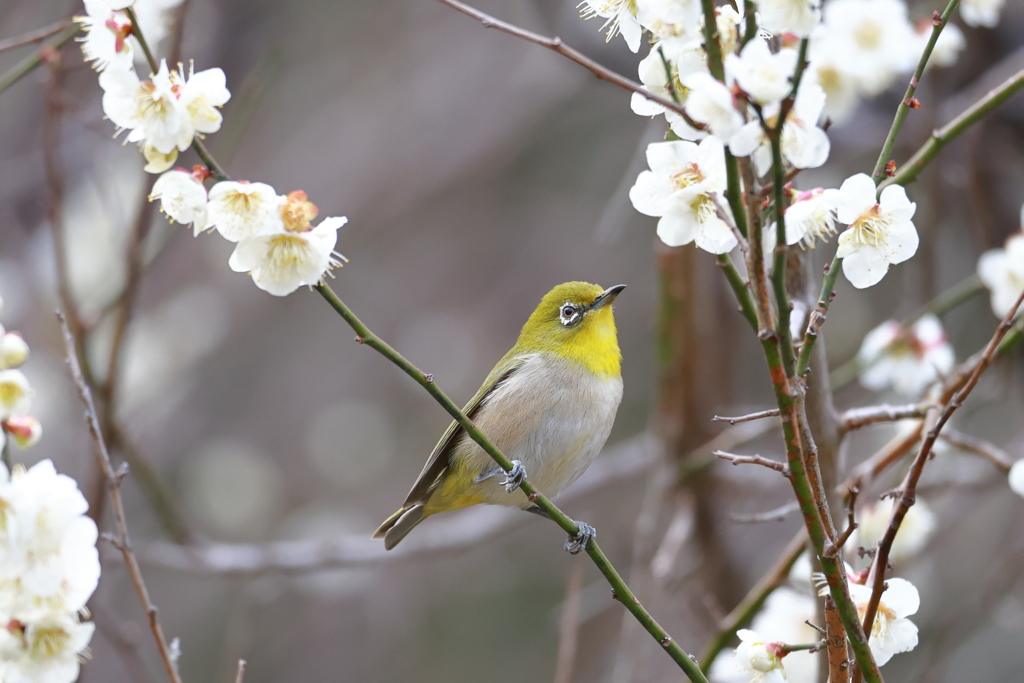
[
  {"xmin": 824, "ymin": 486, "xmax": 859, "ymax": 559},
  {"xmin": 714, "ymin": 450, "xmax": 788, "ymax": 475},
  {"xmin": 938, "ymin": 428, "xmax": 1012, "ymax": 472},
  {"xmin": 870, "ymin": 0, "xmax": 962, "ymax": 182},
  {"xmin": 433, "ymin": 0, "xmax": 696, "ymax": 122},
  {"xmin": 0, "ymin": 20, "xmax": 72, "ymax": 53},
  {"xmin": 861, "ymin": 287, "xmax": 1024, "ymax": 637},
  {"xmin": 234, "ymin": 659, "xmax": 247, "ymax": 683},
  {"xmin": 314, "ymin": 284, "xmax": 708, "ymax": 682},
  {"xmin": 882, "ymin": 68, "xmax": 1024, "ymax": 189},
  {"xmin": 0, "ymin": 24, "xmax": 79, "ymax": 96},
  {"xmin": 713, "ymin": 408, "xmax": 780, "ymax": 425},
  {"xmin": 58, "ymin": 312, "xmax": 183, "ymax": 683},
  {"xmin": 839, "ymin": 403, "xmax": 931, "ymax": 434},
  {"xmin": 728, "ymin": 500, "xmax": 800, "ymax": 524}
]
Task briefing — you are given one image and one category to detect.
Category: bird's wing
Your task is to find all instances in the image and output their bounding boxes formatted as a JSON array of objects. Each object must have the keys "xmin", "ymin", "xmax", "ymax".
[{"xmin": 400, "ymin": 354, "xmax": 530, "ymax": 507}]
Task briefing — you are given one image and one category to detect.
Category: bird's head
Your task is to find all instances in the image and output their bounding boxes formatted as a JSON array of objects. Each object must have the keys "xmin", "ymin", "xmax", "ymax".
[{"xmin": 516, "ymin": 282, "xmax": 625, "ymax": 377}]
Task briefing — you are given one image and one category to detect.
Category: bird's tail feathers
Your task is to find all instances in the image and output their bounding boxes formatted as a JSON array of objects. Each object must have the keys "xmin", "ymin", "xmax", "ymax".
[{"xmin": 372, "ymin": 504, "xmax": 426, "ymax": 550}]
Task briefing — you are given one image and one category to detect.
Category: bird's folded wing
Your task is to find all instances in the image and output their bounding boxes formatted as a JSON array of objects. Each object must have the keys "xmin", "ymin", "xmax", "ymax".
[{"xmin": 400, "ymin": 354, "xmax": 530, "ymax": 507}]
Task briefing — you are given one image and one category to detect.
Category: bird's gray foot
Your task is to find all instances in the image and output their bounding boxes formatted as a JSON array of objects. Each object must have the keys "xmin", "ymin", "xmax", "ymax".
[
  {"xmin": 502, "ymin": 460, "xmax": 527, "ymax": 493},
  {"xmin": 564, "ymin": 521, "xmax": 596, "ymax": 555}
]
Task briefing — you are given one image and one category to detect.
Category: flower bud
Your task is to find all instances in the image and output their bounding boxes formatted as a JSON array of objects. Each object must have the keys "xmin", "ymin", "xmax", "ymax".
[
  {"xmin": 0, "ymin": 331, "xmax": 29, "ymax": 369},
  {"xmin": 0, "ymin": 369, "xmax": 32, "ymax": 420},
  {"xmin": 5, "ymin": 415, "xmax": 41, "ymax": 449}
]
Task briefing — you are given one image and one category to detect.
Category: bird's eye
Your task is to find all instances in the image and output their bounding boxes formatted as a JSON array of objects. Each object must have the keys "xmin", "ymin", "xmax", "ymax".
[{"xmin": 559, "ymin": 303, "xmax": 580, "ymax": 326}]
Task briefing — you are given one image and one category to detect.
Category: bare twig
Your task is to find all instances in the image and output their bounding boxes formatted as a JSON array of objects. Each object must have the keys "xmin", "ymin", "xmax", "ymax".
[
  {"xmin": 0, "ymin": 20, "xmax": 72, "ymax": 53},
  {"xmin": 841, "ymin": 423, "xmax": 922, "ymax": 499},
  {"xmin": 861, "ymin": 287, "xmax": 1024, "ymax": 637},
  {"xmin": 714, "ymin": 450, "xmax": 788, "ymax": 475},
  {"xmin": 57, "ymin": 313, "xmax": 183, "ymax": 683},
  {"xmin": 553, "ymin": 562, "xmax": 584, "ymax": 683},
  {"xmin": 825, "ymin": 595, "xmax": 851, "ymax": 683},
  {"xmin": 0, "ymin": 24, "xmax": 79, "ymax": 96},
  {"xmin": 839, "ymin": 403, "xmax": 931, "ymax": 434},
  {"xmin": 824, "ymin": 486, "xmax": 859, "ymax": 559},
  {"xmin": 713, "ymin": 408, "xmax": 780, "ymax": 425},
  {"xmin": 938, "ymin": 429, "xmax": 1012, "ymax": 472},
  {"xmin": 432, "ymin": 0, "xmax": 695, "ymax": 121},
  {"xmin": 728, "ymin": 500, "xmax": 800, "ymax": 524}
]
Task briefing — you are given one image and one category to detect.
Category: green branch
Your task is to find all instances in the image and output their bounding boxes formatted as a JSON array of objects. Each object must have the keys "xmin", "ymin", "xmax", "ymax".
[
  {"xmin": 870, "ymin": 0, "xmax": 961, "ymax": 181},
  {"xmin": 717, "ymin": 254, "xmax": 758, "ymax": 331},
  {"xmin": 699, "ymin": 0, "xmax": 725, "ymax": 80},
  {"xmin": 795, "ymin": 254, "xmax": 841, "ymax": 377},
  {"xmin": 314, "ymin": 284, "xmax": 709, "ymax": 683},
  {"xmin": 882, "ymin": 68, "xmax": 1024, "ymax": 189},
  {"xmin": 0, "ymin": 24, "xmax": 79, "ymax": 97}
]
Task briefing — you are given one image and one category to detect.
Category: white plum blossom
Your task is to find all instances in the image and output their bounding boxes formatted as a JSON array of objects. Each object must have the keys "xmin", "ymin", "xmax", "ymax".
[
  {"xmin": 683, "ymin": 73, "xmax": 744, "ymax": 140},
  {"xmin": 76, "ymin": 0, "xmax": 135, "ymax": 72},
  {"xmin": 726, "ymin": 41, "xmax": 799, "ymax": 107},
  {"xmin": 579, "ymin": 0, "xmax": 644, "ymax": 52},
  {"xmin": 229, "ymin": 191, "xmax": 348, "ymax": 296},
  {"xmin": 818, "ymin": 0, "xmax": 917, "ymax": 97},
  {"xmin": 0, "ymin": 369, "xmax": 32, "ymax": 420},
  {"xmin": 0, "ymin": 328, "xmax": 29, "ymax": 370},
  {"xmin": 830, "ymin": 173, "xmax": 918, "ymax": 288},
  {"xmin": 629, "ymin": 137, "xmax": 737, "ymax": 254},
  {"xmin": 846, "ymin": 497, "xmax": 936, "ymax": 564},
  {"xmin": 806, "ymin": 32, "xmax": 862, "ymax": 123},
  {"xmin": 631, "ymin": 40, "xmax": 708, "ymax": 141},
  {"xmin": 733, "ymin": 630, "xmax": 787, "ymax": 683},
  {"xmin": 960, "ymin": 0, "xmax": 1005, "ymax": 28},
  {"xmin": 1009, "ymin": 460, "xmax": 1024, "ymax": 498},
  {"xmin": 758, "ymin": 0, "xmax": 821, "ymax": 38},
  {"xmin": 0, "ymin": 613, "xmax": 95, "ymax": 683},
  {"xmin": 729, "ymin": 83, "xmax": 830, "ymax": 176},
  {"xmin": 977, "ymin": 232, "xmax": 1024, "ymax": 319},
  {"xmin": 0, "ymin": 461, "xmax": 101, "ymax": 618},
  {"xmin": 151, "ymin": 168, "xmax": 210, "ymax": 235},
  {"xmin": 715, "ymin": 4, "xmax": 747, "ymax": 57},
  {"xmin": 783, "ymin": 188, "xmax": 838, "ymax": 247},
  {"xmin": 857, "ymin": 314, "xmax": 955, "ymax": 395},
  {"xmin": 143, "ymin": 143, "xmax": 178, "ymax": 173},
  {"xmin": 100, "ymin": 60, "xmax": 229, "ymax": 163},
  {"xmin": 638, "ymin": 0, "xmax": 703, "ymax": 42},
  {"xmin": 848, "ymin": 578, "xmax": 920, "ymax": 665},
  {"xmin": 206, "ymin": 181, "xmax": 284, "ymax": 242}
]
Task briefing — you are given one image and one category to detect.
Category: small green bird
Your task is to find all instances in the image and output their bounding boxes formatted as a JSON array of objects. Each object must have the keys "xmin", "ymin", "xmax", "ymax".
[{"xmin": 374, "ymin": 281, "xmax": 625, "ymax": 551}]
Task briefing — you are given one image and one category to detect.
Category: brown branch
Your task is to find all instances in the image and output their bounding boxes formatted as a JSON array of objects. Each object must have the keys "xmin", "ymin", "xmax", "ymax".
[
  {"xmin": 825, "ymin": 595, "xmax": 851, "ymax": 683},
  {"xmin": 713, "ymin": 408, "xmax": 780, "ymax": 425},
  {"xmin": 839, "ymin": 403, "xmax": 931, "ymax": 434},
  {"xmin": 58, "ymin": 313, "xmax": 184, "ymax": 683},
  {"xmin": 728, "ymin": 500, "xmax": 800, "ymax": 524},
  {"xmin": 433, "ymin": 0, "xmax": 695, "ymax": 120},
  {"xmin": 0, "ymin": 20, "xmax": 71, "ymax": 53},
  {"xmin": 938, "ymin": 428, "xmax": 1012, "ymax": 472},
  {"xmin": 714, "ymin": 450, "xmax": 789, "ymax": 475},
  {"xmin": 841, "ymin": 423, "xmax": 922, "ymax": 498},
  {"xmin": 861, "ymin": 287, "xmax": 1024, "ymax": 637}
]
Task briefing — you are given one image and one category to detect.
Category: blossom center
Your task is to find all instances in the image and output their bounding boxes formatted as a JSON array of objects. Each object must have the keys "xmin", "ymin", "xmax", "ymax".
[
  {"xmin": 265, "ymin": 235, "xmax": 316, "ymax": 277},
  {"xmin": 671, "ymin": 163, "xmax": 704, "ymax": 192},
  {"xmin": 0, "ymin": 379, "xmax": 25, "ymax": 407},
  {"xmin": 29, "ymin": 624, "xmax": 71, "ymax": 661},
  {"xmin": 846, "ymin": 206, "xmax": 892, "ymax": 249},
  {"xmin": 136, "ymin": 81, "xmax": 176, "ymax": 121},
  {"xmin": 280, "ymin": 191, "xmax": 318, "ymax": 233},
  {"xmin": 853, "ymin": 21, "xmax": 884, "ymax": 50}
]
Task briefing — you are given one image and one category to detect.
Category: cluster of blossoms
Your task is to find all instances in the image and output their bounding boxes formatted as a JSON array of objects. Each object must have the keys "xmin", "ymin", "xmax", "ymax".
[
  {"xmin": 0, "ymin": 297, "xmax": 97, "ymax": 683},
  {"xmin": 79, "ymin": 2, "xmax": 348, "ymax": 296},
  {"xmin": 856, "ymin": 313, "xmax": 955, "ymax": 396}
]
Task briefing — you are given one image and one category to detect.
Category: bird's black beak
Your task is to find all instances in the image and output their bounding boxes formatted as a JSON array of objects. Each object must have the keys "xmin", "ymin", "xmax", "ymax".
[{"xmin": 590, "ymin": 284, "xmax": 626, "ymax": 311}]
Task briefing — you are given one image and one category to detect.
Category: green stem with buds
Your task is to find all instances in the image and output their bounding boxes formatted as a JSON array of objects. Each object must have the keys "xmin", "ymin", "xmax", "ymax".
[
  {"xmin": 0, "ymin": 24, "xmax": 80, "ymax": 97},
  {"xmin": 314, "ymin": 283, "xmax": 709, "ymax": 683}
]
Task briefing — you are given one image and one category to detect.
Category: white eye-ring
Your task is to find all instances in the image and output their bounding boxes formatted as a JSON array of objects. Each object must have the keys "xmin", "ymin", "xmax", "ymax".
[{"xmin": 559, "ymin": 303, "xmax": 581, "ymax": 327}]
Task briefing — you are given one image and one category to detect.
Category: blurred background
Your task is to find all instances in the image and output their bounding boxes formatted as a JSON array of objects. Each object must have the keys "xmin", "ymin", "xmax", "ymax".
[{"xmin": 1, "ymin": 0, "xmax": 1023, "ymax": 681}]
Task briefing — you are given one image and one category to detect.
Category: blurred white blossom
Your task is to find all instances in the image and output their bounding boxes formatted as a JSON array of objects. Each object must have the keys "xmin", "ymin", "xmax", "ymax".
[
  {"xmin": 977, "ymin": 232, "xmax": 1024, "ymax": 319},
  {"xmin": 758, "ymin": 0, "xmax": 821, "ymax": 38},
  {"xmin": 206, "ymin": 181, "xmax": 283, "ymax": 242},
  {"xmin": 1009, "ymin": 460, "xmax": 1024, "ymax": 498},
  {"xmin": 918, "ymin": 19, "xmax": 965, "ymax": 69},
  {"xmin": 5, "ymin": 416, "xmax": 42, "ymax": 450},
  {"xmin": 0, "ymin": 613, "xmax": 95, "ymax": 683},
  {"xmin": 857, "ymin": 314, "xmax": 954, "ymax": 395},
  {"xmin": 846, "ymin": 497, "xmax": 935, "ymax": 564},
  {"xmin": 960, "ymin": 0, "xmax": 1005, "ymax": 28},
  {"xmin": 229, "ymin": 191, "xmax": 348, "ymax": 296},
  {"xmin": 830, "ymin": 173, "xmax": 918, "ymax": 288},
  {"xmin": 151, "ymin": 168, "xmax": 210, "ymax": 234},
  {"xmin": 631, "ymin": 40, "xmax": 708, "ymax": 141},
  {"xmin": 0, "ymin": 328, "xmax": 29, "ymax": 370},
  {"xmin": 818, "ymin": 0, "xmax": 917, "ymax": 97},
  {"xmin": 0, "ymin": 370, "xmax": 32, "ymax": 420},
  {"xmin": 629, "ymin": 137, "xmax": 737, "ymax": 254}
]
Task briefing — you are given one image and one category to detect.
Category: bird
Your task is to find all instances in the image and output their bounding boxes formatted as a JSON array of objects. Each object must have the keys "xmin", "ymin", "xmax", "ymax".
[{"xmin": 373, "ymin": 281, "xmax": 625, "ymax": 552}]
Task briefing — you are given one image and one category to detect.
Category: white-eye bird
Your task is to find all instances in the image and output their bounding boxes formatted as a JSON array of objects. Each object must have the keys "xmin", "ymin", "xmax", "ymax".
[{"xmin": 373, "ymin": 282, "xmax": 625, "ymax": 551}]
